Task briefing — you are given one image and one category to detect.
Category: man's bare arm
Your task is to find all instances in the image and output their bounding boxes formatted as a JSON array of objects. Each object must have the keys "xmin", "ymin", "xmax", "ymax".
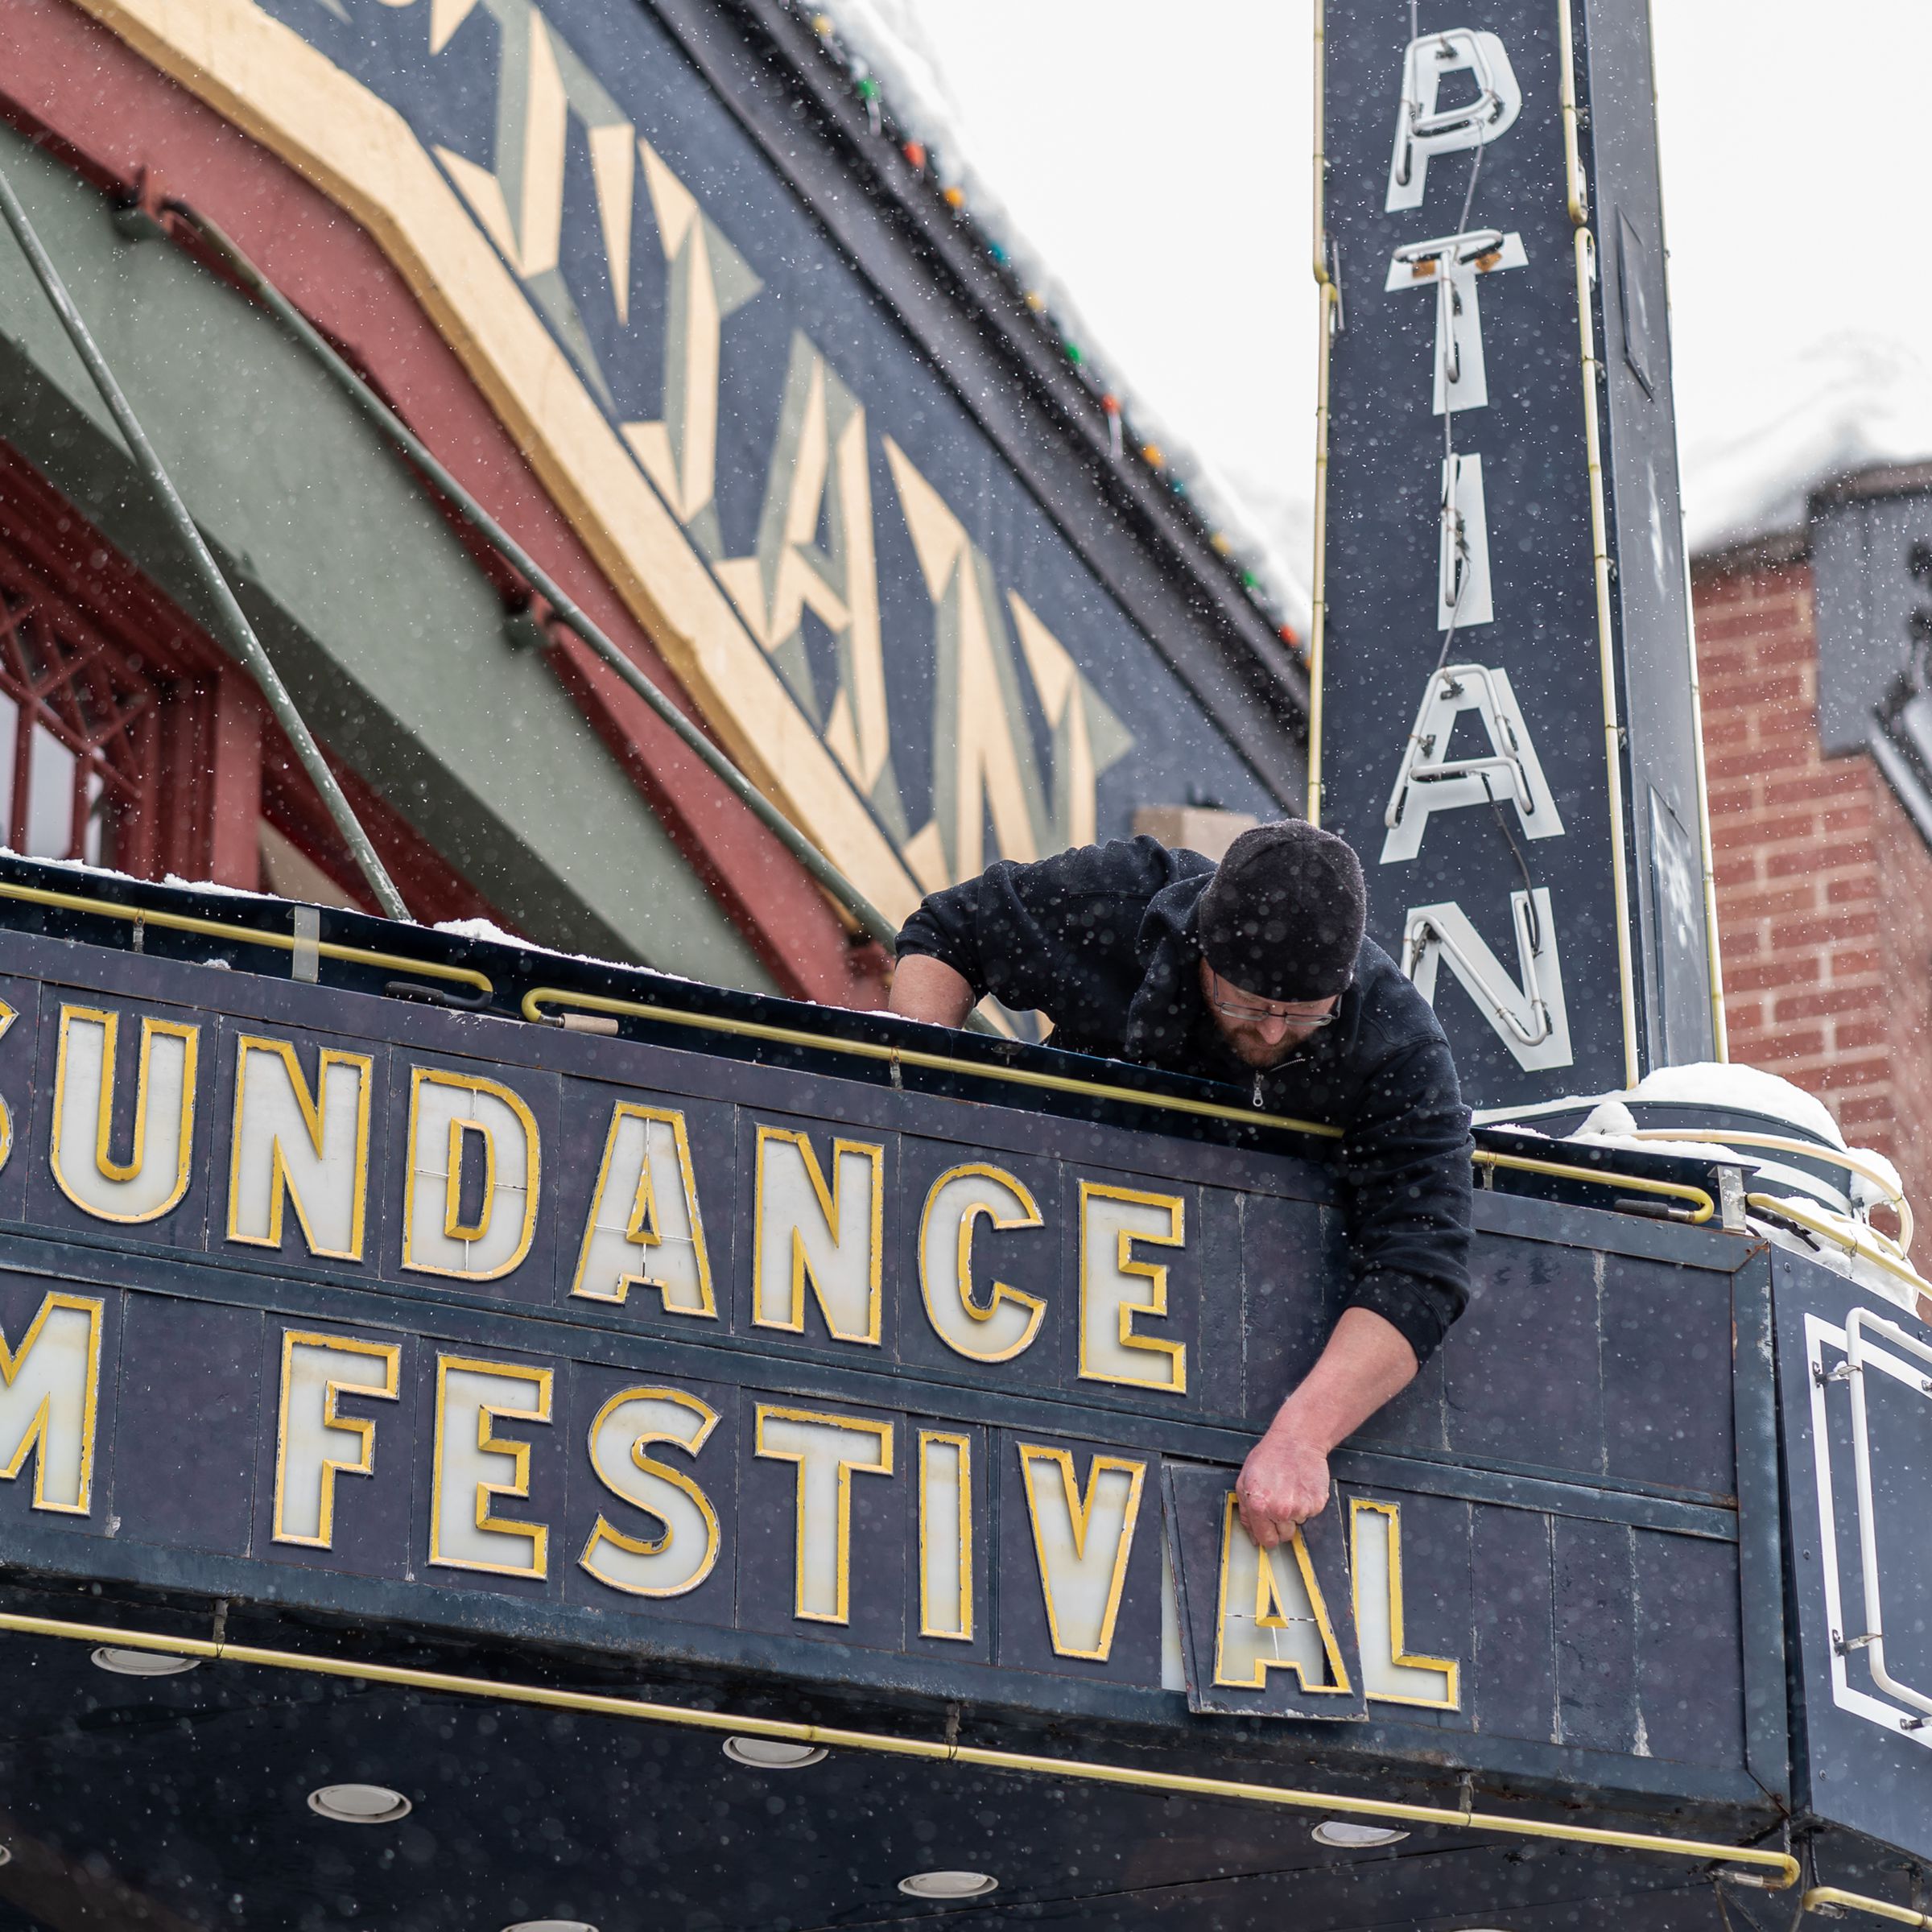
[
  {"xmin": 888, "ymin": 954, "xmax": 976, "ymax": 1029},
  {"xmin": 1235, "ymin": 1307, "xmax": 1418, "ymax": 1548}
]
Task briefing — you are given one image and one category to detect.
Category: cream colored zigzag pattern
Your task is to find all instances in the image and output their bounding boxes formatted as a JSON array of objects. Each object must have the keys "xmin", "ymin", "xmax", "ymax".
[{"xmin": 70, "ymin": 0, "xmax": 921, "ymax": 927}]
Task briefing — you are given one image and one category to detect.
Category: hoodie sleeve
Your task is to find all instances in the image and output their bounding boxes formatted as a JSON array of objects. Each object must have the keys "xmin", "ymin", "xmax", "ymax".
[
  {"xmin": 1333, "ymin": 1030, "xmax": 1473, "ymax": 1363},
  {"xmin": 894, "ymin": 840, "xmax": 1179, "ymax": 1034}
]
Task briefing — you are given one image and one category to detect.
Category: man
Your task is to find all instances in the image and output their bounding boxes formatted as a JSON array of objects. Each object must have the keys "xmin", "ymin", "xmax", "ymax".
[{"xmin": 890, "ymin": 819, "xmax": 1472, "ymax": 1552}]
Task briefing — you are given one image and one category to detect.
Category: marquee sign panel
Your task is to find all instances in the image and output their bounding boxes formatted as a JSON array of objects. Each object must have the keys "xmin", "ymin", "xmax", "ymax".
[
  {"xmin": 1780, "ymin": 1263, "xmax": 1932, "ymax": 1868},
  {"xmin": 0, "ymin": 883, "xmax": 1775, "ymax": 1806},
  {"xmin": 1315, "ymin": 2, "xmax": 1719, "ymax": 1109}
]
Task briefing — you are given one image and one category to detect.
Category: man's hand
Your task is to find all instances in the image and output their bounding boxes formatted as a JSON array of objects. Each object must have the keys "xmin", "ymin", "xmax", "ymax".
[
  {"xmin": 1234, "ymin": 1307, "xmax": 1420, "ymax": 1548},
  {"xmin": 1236, "ymin": 1421, "xmax": 1331, "ymax": 1550}
]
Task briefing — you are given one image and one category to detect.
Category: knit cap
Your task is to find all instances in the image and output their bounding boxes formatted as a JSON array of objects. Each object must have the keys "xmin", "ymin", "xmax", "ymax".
[{"xmin": 1196, "ymin": 819, "xmax": 1366, "ymax": 1001}]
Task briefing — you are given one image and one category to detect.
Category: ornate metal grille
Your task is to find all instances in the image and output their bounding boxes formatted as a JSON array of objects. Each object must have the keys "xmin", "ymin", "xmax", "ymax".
[{"xmin": 0, "ymin": 566, "xmax": 157, "ymax": 866}]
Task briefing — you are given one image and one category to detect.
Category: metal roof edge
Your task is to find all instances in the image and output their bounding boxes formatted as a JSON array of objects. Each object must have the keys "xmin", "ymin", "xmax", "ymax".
[{"xmin": 641, "ymin": 0, "xmax": 1310, "ymax": 800}]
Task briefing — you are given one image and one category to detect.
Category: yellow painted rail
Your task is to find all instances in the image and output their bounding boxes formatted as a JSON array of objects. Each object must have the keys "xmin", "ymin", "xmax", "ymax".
[{"xmin": 0, "ymin": 1611, "xmax": 1797, "ymax": 1889}]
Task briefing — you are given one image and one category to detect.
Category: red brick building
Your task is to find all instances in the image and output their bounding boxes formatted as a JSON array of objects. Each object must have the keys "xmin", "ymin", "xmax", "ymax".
[{"xmin": 1695, "ymin": 464, "xmax": 1932, "ymax": 1209}]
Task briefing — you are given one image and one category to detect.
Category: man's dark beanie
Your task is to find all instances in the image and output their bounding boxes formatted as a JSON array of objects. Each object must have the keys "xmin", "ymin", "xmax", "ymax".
[{"xmin": 1196, "ymin": 820, "xmax": 1367, "ymax": 1001}]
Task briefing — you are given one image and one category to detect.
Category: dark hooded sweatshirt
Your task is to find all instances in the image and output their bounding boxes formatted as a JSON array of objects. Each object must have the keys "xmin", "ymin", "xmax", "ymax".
[{"xmin": 896, "ymin": 836, "xmax": 1472, "ymax": 1364}]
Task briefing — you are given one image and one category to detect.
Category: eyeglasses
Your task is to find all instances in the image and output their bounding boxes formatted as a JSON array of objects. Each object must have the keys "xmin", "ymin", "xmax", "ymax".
[{"xmin": 1203, "ymin": 980, "xmax": 1341, "ymax": 1029}]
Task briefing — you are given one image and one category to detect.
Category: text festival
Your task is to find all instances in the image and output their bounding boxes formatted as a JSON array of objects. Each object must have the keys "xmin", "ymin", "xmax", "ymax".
[{"xmin": 0, "ymin": 993, "xmax": 1459, "ymax": 1714}]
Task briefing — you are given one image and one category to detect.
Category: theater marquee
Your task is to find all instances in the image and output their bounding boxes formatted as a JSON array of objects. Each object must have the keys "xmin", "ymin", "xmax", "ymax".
[{"xmin": 0, "ymin": 890, "xmax": 1774, "ymax": 1787}]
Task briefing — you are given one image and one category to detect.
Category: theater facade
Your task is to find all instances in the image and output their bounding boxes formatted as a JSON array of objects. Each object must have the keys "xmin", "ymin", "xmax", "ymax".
[
  {"xmin": 1, "ymin": 3, "xmax": 1931, "ymax": 1931},
  {"xmin": 0, "ymin": 0, "xmax": 1302, "ymax": 1008}
]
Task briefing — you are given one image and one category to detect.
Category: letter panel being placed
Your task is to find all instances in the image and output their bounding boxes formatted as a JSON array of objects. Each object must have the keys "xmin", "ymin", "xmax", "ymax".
[
  {"xmin": 1316, "ymin": 2, "xmax": 1719, "ymax": 1108},
  {"xmin": 1163, "ymin": 1464, "xmax": 1366, "ymax": 1719}
]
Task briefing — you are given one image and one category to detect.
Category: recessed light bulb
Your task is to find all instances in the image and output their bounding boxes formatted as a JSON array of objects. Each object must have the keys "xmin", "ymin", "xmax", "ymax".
[
  {"xmin": 898, "ymin": 1872, "xmax": 998, "ymax": 1901},
  {"xmin": 307, "ymin": 1783, "xmax": 412, "ymax": 1824},
  {"xmin": 722, "ymin": 1736, "xmax": 826, "ymax": 1769},
  {"xmin": 90, "ymin": 1647, "xmax": 200, "ymax": 1677},
  {"xmin": 503, "ymin": 1922, "xmax": 597, "ymax": 1932},
  {"xmin": 1312, "ymin": 1819, "xmax": 1410, "ymax": 1848}
]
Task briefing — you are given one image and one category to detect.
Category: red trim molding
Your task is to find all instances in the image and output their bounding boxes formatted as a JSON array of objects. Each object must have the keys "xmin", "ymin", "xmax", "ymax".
[
  {"xmin": 0, "ymin": 437, "xmax": 510, "ymax": 917},
  {"xmin": 0, "ymin": 0, "xmax": 885, "ymax": 1006}
]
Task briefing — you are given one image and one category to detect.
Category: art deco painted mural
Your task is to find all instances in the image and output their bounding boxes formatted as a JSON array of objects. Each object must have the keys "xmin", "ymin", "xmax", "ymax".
[{"xmin": 74, "ymin": 0, "xmax": 1282, "ymax": 926}]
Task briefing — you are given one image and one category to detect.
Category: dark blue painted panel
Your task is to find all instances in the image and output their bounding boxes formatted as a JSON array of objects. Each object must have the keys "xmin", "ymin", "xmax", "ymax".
[
  {"xmin": 114, "ymin": 1293, "xmax": 261, "ymax": 1557},
  {"xmin": 1554, "ymin": 1518, "xmax": 1637, "ymax": 1754},
  {"xmin": 246, "ymin": 0, "xmax": 1279, "ymax": 899}
]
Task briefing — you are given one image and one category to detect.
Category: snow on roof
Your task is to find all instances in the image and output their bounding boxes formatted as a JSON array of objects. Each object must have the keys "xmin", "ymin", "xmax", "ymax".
[
  {"xmin": 797, "ymin": 0, "xmax": 1311, "ymax": 635},
  {"xmin": 1685, "ymin": 334, "xmax": 1932, "ymax": 561},
  {"xmin": 1630, "ymin": 1059, "xmax": 1846, "ymax": 1147}
]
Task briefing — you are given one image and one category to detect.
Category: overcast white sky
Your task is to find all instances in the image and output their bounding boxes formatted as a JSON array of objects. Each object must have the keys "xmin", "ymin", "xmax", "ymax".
[{"xmin": 831, "ymin": 1, "xmax": 1932, "ymax": 610}]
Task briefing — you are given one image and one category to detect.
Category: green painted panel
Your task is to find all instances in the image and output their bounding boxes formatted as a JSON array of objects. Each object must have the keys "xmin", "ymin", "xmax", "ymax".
[{"xmin": 0, "ymin": 126, "xmax": 774, "ymax": 993}]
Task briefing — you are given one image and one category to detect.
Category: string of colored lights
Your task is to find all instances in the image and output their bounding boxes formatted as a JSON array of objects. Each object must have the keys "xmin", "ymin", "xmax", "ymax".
[{"xmin": 793, "ymin": 2, "xmax": 1305, "ymax": 659}]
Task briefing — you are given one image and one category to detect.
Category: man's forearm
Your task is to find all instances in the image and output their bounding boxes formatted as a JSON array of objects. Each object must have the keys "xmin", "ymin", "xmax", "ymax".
[
  {"xmin": 888, "ymin": 952, "xmax": 976, "ymax": 1029},
  {"xmin": 1234, "ymin": 1307, "xmax": 1418, "ymax": 1547},
  {"xmin": 1271, "ymin": 1306, "xmax": 1417, "ymax": 1451}
]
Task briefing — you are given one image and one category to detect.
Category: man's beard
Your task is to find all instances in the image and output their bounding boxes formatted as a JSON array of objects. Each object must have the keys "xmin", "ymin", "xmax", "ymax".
[{"xmin": 1217, "ymin": 1025, "xmax": 1304, "ymax": 1069}]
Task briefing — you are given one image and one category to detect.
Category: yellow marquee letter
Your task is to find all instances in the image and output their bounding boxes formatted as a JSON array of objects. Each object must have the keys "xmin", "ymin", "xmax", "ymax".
[
  {"xmin": 273, "ymin": 1331, "xmax": 399, "ymax": 1546},
  {"xmin": 572, "ymin": 1102, "xmax": 715, "ymax": 1315},
  {"xmin": 52, "ymin": 1006, "xmax": 198, "ymax": 1224},
  {"xmin": 1078, "ymin": 1182, "xmax": 1187, "ymax": 1393},
  {"xmin": 919, "ymin": 1163, "xmax": 1046, "ymax": 1364},
  {"xmin": 753, "ymin": 1126, "xmax": 881, "ymax": 1345},
  {"xmin": 754, "ymin": 1404, "xmax": 894, "ymax": 1624},
  {"xmin": 1017, "ymin": 1443, "xmax": 1145, "ymax": 1661},
  {"xmin": 0, "ymin": 1293, "xmax": 102, "ymax": 1514},
  {"xmin": 580, "ymin": 1386, "xmax": 721, "ymax": 1597}
]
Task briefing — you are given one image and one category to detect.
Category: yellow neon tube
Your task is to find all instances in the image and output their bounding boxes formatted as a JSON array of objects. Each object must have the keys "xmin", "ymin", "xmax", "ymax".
[
  {"xmin": 1474, "ymin": 1149, "xmax": 1715, "ymax": 1224},
  {"xmin": 0, "ymin": 1610, "xmax": 1797, "ymax": 1888},
  {"xmin": 0, "ymin": 879, "xmax": 492, "ymax": 997}
]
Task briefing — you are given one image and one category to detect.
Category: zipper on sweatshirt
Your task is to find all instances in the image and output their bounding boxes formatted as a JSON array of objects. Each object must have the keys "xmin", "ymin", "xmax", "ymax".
[{"xmin": 1252, "ymin": 1071, "xmax": 1265, "ymax": 1108}]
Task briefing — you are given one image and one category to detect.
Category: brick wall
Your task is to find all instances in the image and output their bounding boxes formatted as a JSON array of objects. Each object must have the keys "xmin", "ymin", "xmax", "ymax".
[{"xmin": 1693, "ymin": 554, "xmax": 1932, "ymax": 1211}]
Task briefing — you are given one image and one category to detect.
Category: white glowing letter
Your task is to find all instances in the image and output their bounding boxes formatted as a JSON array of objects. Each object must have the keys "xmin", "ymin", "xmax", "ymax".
[
  {"xmin": 580, "ymin": 1386, "xmax": 721, "ymax": 1598},
  {"xmin": 403, "ymin": 1069, "xmax": 540, "ymax": 1281},
  {"xmin": 1079, "ymin": 1182, "xmax": 1187, "ymax": 1393},
  {"xmin": 1212, "ymin": 1492, "xmax": 1353, "ymax": 1695},
  {"xmin": 229, "ymin": 1038, "xmax": 372, "ymax": 1260},
  {"xmin": 754, "ymin": 1405, "xmax": 894, "ymax": 1624},
  {"xmin": 1403, "ymin": 890, "xmax": 1575, "ymax": 1071},
  {"xmin": 1385, "ymin": 231, "xmax": 1528, "ymax": 413},
  {"xmin": 430, "ymin": 1356, "xmax": 553, "ymax": 1577},
  {"xmin": 753, "ymin": 1126, "xmax": 882, "ymax": 1345},
  {"xmin": 0, "ymin": 1294, "xmax": 102, "ymax": 1513},
  {"xmin": 52, "ymin": 1006, "xmax": 198, "ymax": 1224},
  {"xmin": 1387, "ymin": 29, "xmax": 1522, "ymax": 213},
  {"xmin": 1438, "ymin": 455, "xmax": 1494, "ymax": 630},
  {"xmin": 273, "ymin": 1331, "xmax": 399, "ymax": 1546},
  {"xmin": 1381, "ymin": 663, "xmax": 1564, "ymax": 864},
  {"xmin": 1018, "ymin": 1443, "xmax": 1146, "ymax": 1661},
  {"xmin": 572, "ymin": 1103, "xmax": 715, "ymax": 1315},
  {"xmin": 919, "ymin": 1164, "xmax": 1046, "ymax": 1364},
  {"xmin": 919, "ymin": 1430, "xmax": 973, "ymax": 1641},
  {"xmin": 1352, "ymin": 1499, "xmax": 1459, "ymax": 1708}
]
